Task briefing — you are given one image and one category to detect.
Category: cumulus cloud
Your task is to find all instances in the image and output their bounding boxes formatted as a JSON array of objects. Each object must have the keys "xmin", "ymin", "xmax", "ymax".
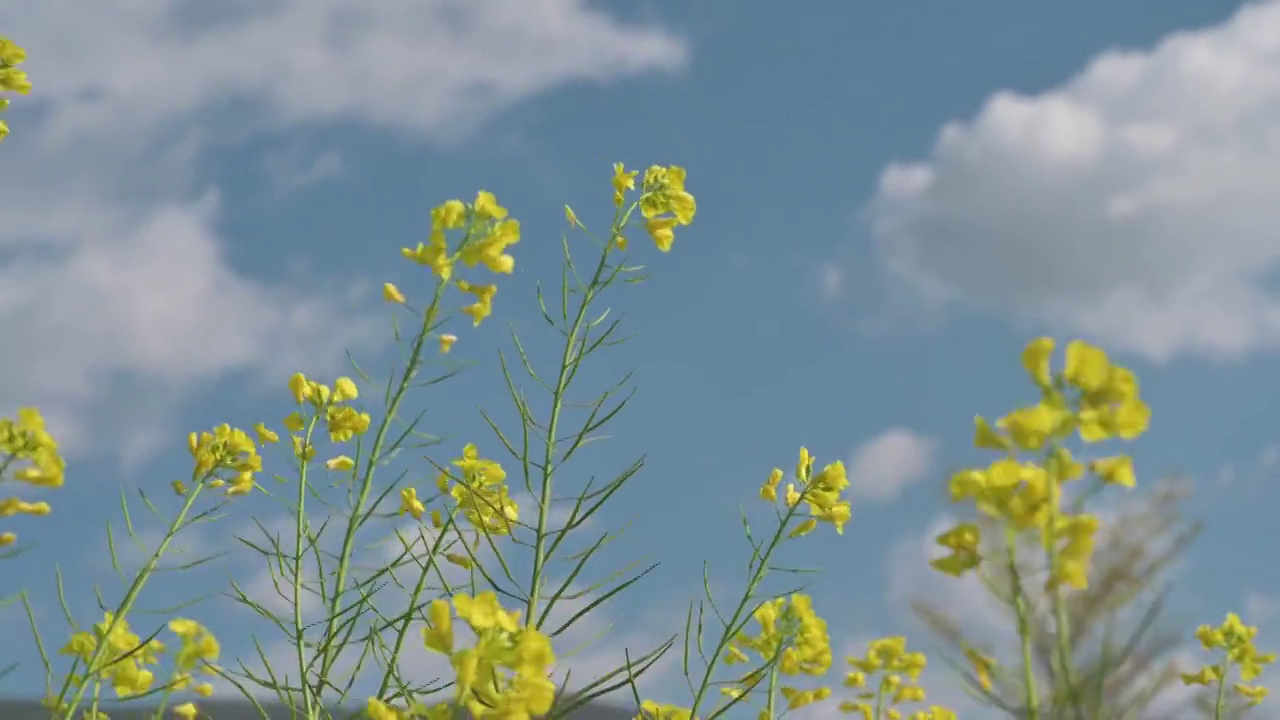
[
  {"xmin": 866, "ymin": 0, "xmax": 1280, "ymax": 362},
  {"xmin": 846, "ymin": 428, "xmax": 936, "ymax": 503},
  {"xmin": 1245, "ymin": 590, "xmax": 1280, "ymax": 624},
  {"xmin": 262, "ymin": 146, "xmax": 345, "ymax": 196},
  {"xmin": 0, "ymin": 0, "xmax": 688, "ymax": 461}
]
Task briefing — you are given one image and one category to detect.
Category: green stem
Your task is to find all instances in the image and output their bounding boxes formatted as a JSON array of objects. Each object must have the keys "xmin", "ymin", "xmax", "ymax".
[
  {"xmin": 1212, "ymin": 660, "xmax": 1229, "ymax": 720},
  {"xmin": 765, "ymin": 664, "xmax": 778, "ymax": 720},
  {"xmin": 526, "ymin": 231, "xmax": 614, "ymax": 626},
  {"xmin": 293, "ymin": 416, "xmax": 320, "ymax": 720},
  {"xmin": 313, "ymin": 281, "xmax": 446, "ymax": 690},
  {"xmin": 374, "ymin": 513, "xmax": 460, "ymax": 699},
  {"xmin": 688, "ymin": 499, "xmax": 803, "ymax": 718},
  {"xmin": 1042, "ymin": 458, "xmax": 1083, "ymax": 720},
  {"xmin": 1006, "ymin": 525, "xmax": 1040, "ymax": 720},
  {"xmin": 59, "ymin": 485, "xmax": 205, "ymax": 720}
]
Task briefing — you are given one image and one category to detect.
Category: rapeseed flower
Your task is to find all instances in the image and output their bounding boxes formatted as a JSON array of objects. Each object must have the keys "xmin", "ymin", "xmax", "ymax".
[
  {"xmin": 0, "ymin": 407, "xmax": 67, "ymax": 543},
  {"xmin": 414, "ymin": 592, "xmax": 556, "ymax": 719},
  {"xmin": 1183, "ymin": 612, "xmax": 1274, "ymax": 707},
  {"xmin": 839, "ymin": 637, "xmax": 951, "ymax": 720}
]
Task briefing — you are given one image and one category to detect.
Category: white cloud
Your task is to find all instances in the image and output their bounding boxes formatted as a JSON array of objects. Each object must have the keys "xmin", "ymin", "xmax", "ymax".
[
  {"xmin": 1261, "ymin": 442, "xmax": 1280, "ymax": 469},
  {"xmin": 818, "ymin": 263, "xmax": 843, "ymax": 302},
  {"xmin": 846, "ymin": 428, "xmax": 936, "ymax": 503},
  {"xmin": 262, "ymin": 146, "xmax": 345, "ymax": 195},
  {"xmin": 866, "ymin": 0, "xmax": 1280, "ymax": 362},
  {"xmin": 0, "ymin": 0, "xmax": 688, "ymax": 462},
  {"xmin": 1245, "ymin": 590, "xmax": 1280, "ymax": 625}
]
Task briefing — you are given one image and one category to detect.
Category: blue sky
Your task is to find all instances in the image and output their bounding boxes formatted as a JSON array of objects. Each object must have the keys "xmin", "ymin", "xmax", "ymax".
[{"xmin": 2, "ymin": 0, "xmax": 1279, "ymax": 717}]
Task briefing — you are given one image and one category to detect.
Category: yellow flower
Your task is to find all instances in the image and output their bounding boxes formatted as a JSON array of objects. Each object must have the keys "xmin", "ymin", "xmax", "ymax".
[
  {"xmin": 445, "ymin": 552, "xmax": 473, "ymax": 569},
  {"xmin": 253, "ymin": 422, "xmax": 279, "ymax": 444},
  {"xmin": 283, "ymin": 412, "xmax": 305, "ymax": 433},
  {"xmin": 326, "ymin": 456, "xmax": 355, "ymax": 472},
  {"xmin": 996, "ymin": 403, "xmax": 1065, "ymax": 451},
  {"xmin": 0, "ymin": 498, "xmax": 51, "ymax": 516},
  {"xmin": 456, "ymin": 279, "xmax": 497, "ymax": 327},
  {"xmin": 0, "ymin": 532, "xmax": 15, "ymax": 546},
  {"xmin": 172, "ymin": 703, "xmax": 198, "ymax": 720},
  {"xmin": 454, "ymin": 591, "xmax": 521, "ymax": 633},
  {"xmin": 399, "ymin": 488, "xmax": 425, "ymax": 520},
  {"xmin": 964, "ymin": 647, "xmax": 996, "ymax": 691},
  {"xmin": 781, "ymin": 686, "xmax": 832, "ymax": 710},
  {"xmin": 0, "ymin": 37, "xmax": 27, "ymax": 67},
  {"xmin": 973, "ymin": 416, "xmax": 1011, "ymax": 450},
  {"xmin": 473, "ymin": 190, "xmax": 508, "ymax": 221},
  {"xmin": 1064, "ymin": 340, "xmax": 1111, "ymax": 391},
  {"xmin": 930, "ymin": 523, "xmax": 981, "ymax": 576},
  {"xmin": 645, "ymin": 216, "xmax": 678, "ymax": 252},
  {"xmin": 326, "ymin": 406, "xmax": 372, "ymax": 443},
  {"xmin": 365, "ymin": 699, "xmax": 398, "ymax": 720},
  {"xmin": 1090, "ymin": 455, "xmax": 1135, "ymax": 487},
  {"xmin": 291, "ymin": 436, "xmax": 314, "ymax": 464},
  {"xmin": 288, "ymin": 372, "xmax": 310, "ymax": 404},
  {"xmin": 333, "ymin": 376, "xmax": 359, "ymax": 402},
  {"xmin": 894, "ymin": 686, "xmax": 926, "ymax": 704},
  {"xmin": 565, "ymin": 205, "xmax": 581, "ymax": 227},
  {"xmin": 421, "ymin": 598, "xmax": 454, "ymax": 654},
  {"xmin": 401, "ymin": 239, "xmax": 453, "ymax": 280},
  {"xmin": 1236, "ymin": 683, "xmax": 1268, "ymax": 706},
  {"xmin": 612, "ymin": 162, "xmax": 638, "ymax": 206},
  {"xmin": 1021, "ymin": 336, "xmax": 1055, "ymax": 388},
  {"xmin": 460, "ymin": 218, "xmax": 520, "ymax": 274},
  {"xmin": 784, "ymin": 483, "xmax": 802, "ymax": 507},
  {"xmin": 383, "ymin": 283, "xmax": 406, "ymax": 304},
  {"xmin": 788, "ymin": 517, "xmax": 818, "ymax": 538},
  {"xmin": 439, "ymin": 334, "xmax": 457, "ymax": 354},
  {"xmin": 839, "ymin": 701, "xmax": 873, "ymax": 719},
  {"xmin": 796, "ymin": 447, "xmax": 814, "ymax": 481},
  {"xmin": 760, "ymin": 467, "xmax": 783, "ymax": 502},
  {"xmin": 1181, "ymin": 666, "xmax": 1220, "ymax": 686}
]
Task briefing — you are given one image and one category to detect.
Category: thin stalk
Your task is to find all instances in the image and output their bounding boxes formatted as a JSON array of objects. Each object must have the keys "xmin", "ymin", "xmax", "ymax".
[
  {"xmin": 1043, "ymin": 460, "xmax": 1084, "ymax": 720},
  {"xmin": 59, "ymin": 484, "xmax": 206, "ymax": 720},
  {"xmin": 1212, "ymin": 660, "xmax": 1229, "ymax": 720},
  {"xmin": 688, "ymin": 498, "xmax": 802, "ymax": 718},
  {"xmin": 1006, "ymin": 525, "xmax": 1040, "ymax": 720},
  {"xmin": 293, "ymin": 415, "xmax": 321, "ymax": 720},
  {"xmin": 314, "ymin": 281, "xmax": 447, "ymax": 689},
  {"xmin": 525, "ymin": 225, "xmax": 615, "ymax": 625}
]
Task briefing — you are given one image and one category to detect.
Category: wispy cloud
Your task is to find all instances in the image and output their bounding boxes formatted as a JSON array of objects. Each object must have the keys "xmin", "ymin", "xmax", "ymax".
[{"xmin": 0, "ymin": 0, "xmax": 688, "ymax": 463}]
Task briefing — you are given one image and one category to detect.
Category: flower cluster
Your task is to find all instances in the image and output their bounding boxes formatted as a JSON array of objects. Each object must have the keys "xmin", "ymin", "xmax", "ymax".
[
  {"xmin": 422, "ymin": 443, "xmax": 520, "ymax": 536},
  {"xmin": 57, "ymin": 614, "xmax": 219, "ymax": 713},
  {"xmin": 0, "ymin": 407, "xmax": 65, "ymax": 546},
  {"xmin": 932, "ymin": 338, "xmax": 1150, "ymax": 589},
  {"xmin": 0, "ymin": 35, "xmax": 30, "ymax": 142},
  {"xmin": 609, "ymin": 163, "xmax": 697, "ymax": 252},
  {"xmin": 282, "ymin": 373, "xmax": 370, "ymax": 467},
  {"xmin": 760, "ymin": 447, "xmax": 852, "ymax": 537},
  {"xmin": 637, "ymin": 165, "xmax": 696, "ymax": 252},
  {"xmin": 186, "ymin": 424, "xmax": 265, "ymax": 497},
  {"xmin": 370, "ymin": 591, "xmax": 556, "ymax": 720},
  {"xmin": 398, "ymin": 191, "xmax": 520, "ymax": 328},
  {"xmin": 1182, "ymin": 612, "xmax": 1275, "ymax": 707},
  {"xmin": 723, "ymin": 593, "xmax": 833, "ymax": 710},
  {"xmin": 839, "ymin": 637, "xmax": 953, "ymax": 720}
]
